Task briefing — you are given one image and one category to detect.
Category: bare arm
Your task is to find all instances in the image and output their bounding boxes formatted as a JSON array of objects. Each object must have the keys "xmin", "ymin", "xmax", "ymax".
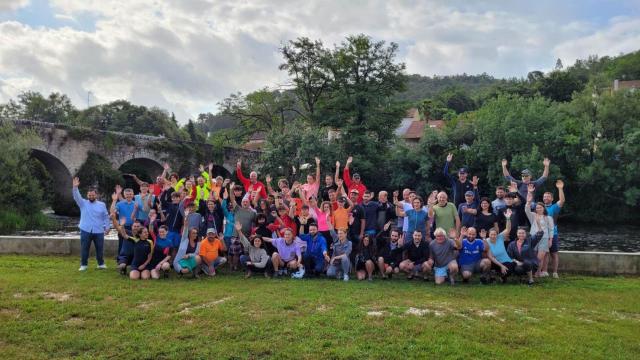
[{"xmin": 556, "ymin": 179, "xmax": 565, "ymax": 208}]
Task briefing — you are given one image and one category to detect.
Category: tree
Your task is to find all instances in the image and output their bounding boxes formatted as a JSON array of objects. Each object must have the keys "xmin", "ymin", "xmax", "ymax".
[
  {"xmin": 220, "ymin": 89, "xmax": 297, "ymax": 134},
  {"xmin": 0, "ymin": 91, "xmax": 77, "ymax": 123}
]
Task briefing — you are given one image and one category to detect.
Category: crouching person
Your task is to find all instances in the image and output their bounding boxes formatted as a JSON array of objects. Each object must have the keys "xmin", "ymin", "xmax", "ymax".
[
  {"xmin": 326, "ymin": 221, "xmax": 352, "ymax": 281},
  {"xmin": 428, "ymin": 228, "xmax": 460, "ymax": 285},
  {"xmin": 507, "ymin": 227, "xmax": 545, "ymax": 286},
  {"xmin": 173, "ymin": 209, "xmax": 202, "ymax": 278},
  {"xmin": 299, "ymin": 223, "xmax": 330, "ymax": 277},
  {"xmin": 398, "ymin": 230, "xmax": 432, "ymax": 280},
  {"xmin": 113, "ymin": 214, "xmax": 152, "ymax": 280},
  {"xmin": 198, "ymin": 228, "xmax": 227, "ymax": 277},
  {"xmin": 262, "ymin": 228, "xmax": 304, "ymax": 278},
  {"xmin": 458, "ymin": 227, "xmax": 491, "ymax": 284},
  {"xmin": 236, "ymin": 221, "xmax": 272, "ymax": 278}
]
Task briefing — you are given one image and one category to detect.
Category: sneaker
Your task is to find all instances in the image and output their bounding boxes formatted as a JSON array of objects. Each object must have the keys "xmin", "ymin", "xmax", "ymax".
[
  {"xmin": 343, "ymin": 274, "xmax": 349, "ymax": 282},
  {"xmin": 552, "ymin": 272, "xmax": 559, "ymax": 279},
  {"xmin": 118, "ymin": 264, "xmax": 127, "ymax": 275},
  {"xmin": 97, "ymin": 264, "xmax": 107, "ymax": 270},
  {"xmin": 291, "ymin": 267, "xmax": 305, "ymax": 279},
  {"xmin": 541, "ymin": 271, "xmax": 549, "ymax": 277},
  {"xmin": 527, "ymin": 279, "xmax": 535, "ymax": 286},
  {"xmin": 78, "ymin": 265, "xmax": 88, "ymax": 271}
]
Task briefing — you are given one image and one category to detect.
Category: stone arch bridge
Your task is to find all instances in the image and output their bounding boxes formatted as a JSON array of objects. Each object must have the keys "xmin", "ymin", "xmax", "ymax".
[{"xmin": 10, "ymin": 120, "xmax": 261, "ymax": 215}]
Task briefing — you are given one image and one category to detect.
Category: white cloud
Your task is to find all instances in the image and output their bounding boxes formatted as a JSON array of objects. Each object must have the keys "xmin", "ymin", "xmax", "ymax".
[
  {"xmin": 0, "ymin": 0, "xmax": 639, "ymax": 123},
  {"xmin": 0, "ymin": 0, "xmax": 29, "ymax": 12}
]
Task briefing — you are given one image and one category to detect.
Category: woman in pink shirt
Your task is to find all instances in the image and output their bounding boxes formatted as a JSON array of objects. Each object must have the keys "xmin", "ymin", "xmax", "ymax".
[{"xmin": 301, "ymin": 157, "xmax": 321, "ymax": 199}]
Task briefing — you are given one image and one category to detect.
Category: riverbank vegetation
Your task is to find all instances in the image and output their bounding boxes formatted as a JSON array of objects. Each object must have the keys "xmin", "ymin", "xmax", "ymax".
[
  {"xmin": 0, "ymin": 255, "xmax": 638, "ymax": 359},
  {"xmin": 0, "ymin": 35, "xmax": 639, "ymax": 225}
]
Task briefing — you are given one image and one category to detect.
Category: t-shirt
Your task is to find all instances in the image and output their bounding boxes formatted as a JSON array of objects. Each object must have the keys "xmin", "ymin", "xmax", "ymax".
[
  {"xmin": 134, "ymin": 194, "xmax": 155, "ymax": 221},
  {"xmin": 545, "ymin": 203, "xmax": 561, "ymax": 236},
  {"xmin": 458, "ymin": 202, "xmax": 478, "ymax": 228},
  {"xmin": 272, "ymin": 237, "xmax": 302, "ymax": 262},
  {"xmin": 116, "ymin": 200, "xmax": 136, "ymax": 226},
  {"xmin": 131, "ymin": 238, "xmax": 153, "ymax": 267},
  {"xmin": 429, "ymin": 239, "xmax": 457, "ymax": 268},
  {"xmin": 301, "ymin": 182, "xmax": 320, "ymax": 199},
  {"xmin": 234, "ymin": 207, "xmax": 257, "ymax": 235},
  {"xmin": 492, "ymin": 198, "xmax": 506, "ymax": 216},
  {"xmin": 349, "ymin": 204, "xmax": 365, "ymax": 237},
  {"xmin": 458, "ymin": 238, "xmax": 485, "ymax": 266},
  {"xmin": 361, "ymin": 201, "xmax": 379, "ymax": 231},
  {"xmin": 403, "ymin": 240, "xmax": 430, "ymax": 263},
  {"xmin": 199, "ymin": 238, "xmax": 223, "ymax": 263},
  {"xmin": 474, "ymin": 212, "xmax": 497, "ymax": 233},
  {"xmin": 406, "ymin": 209, "xmax": 428, "ymax": 235},
  {"xmin": 333, "ymin": 208, "xmax": 349, "ymax": 231},
  {"xmin": 432, "ymin": 202, "xmax": 457, "ymax": 232},
  {"xmin": 488, "ymin": 234, "xmax": 512, "ymax": 263}
]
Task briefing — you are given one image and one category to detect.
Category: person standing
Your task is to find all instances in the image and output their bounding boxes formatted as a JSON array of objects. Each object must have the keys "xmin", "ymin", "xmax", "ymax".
[
  {"xmin": 341, "ymin": 156, "xmax": 367, "ymax": 204},
  {"xmin": 72, "ymin": 177, "xmax": 110, "ymax": 271},
  {"xmin": 444, "ymin": 153, "xmax": 474, "ymax": 207},
  {"xmin": 501, "ymin": 158, "xmax": 550, "ymax": 200},
  {"xmin": 543, "ymin": 180, "xmax": 566, "ymax": 279}
]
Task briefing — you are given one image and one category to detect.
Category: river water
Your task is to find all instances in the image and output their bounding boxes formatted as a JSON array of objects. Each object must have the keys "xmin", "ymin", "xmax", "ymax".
[{"xmin": 12, "ymin": 214, "xmax": 640, "ymax": 253}]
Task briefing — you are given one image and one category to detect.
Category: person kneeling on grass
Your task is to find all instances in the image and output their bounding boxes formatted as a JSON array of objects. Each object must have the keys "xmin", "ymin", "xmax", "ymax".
[
  {"xmin": 299, "ymin": 223, "xmax": 330, "ymax": 278},
  {"xmin": 458, "ymin": 227, "xmax": 492, "ymax": 284},
  {"xmin": 173, "ymin": 209, "xmax": 202, "ymax": 278},
  {"xmin": 148, "ymin": 220, "xmax": 173, "ymax": 279},
  {"xmin": 428, "ymin": 228, "xmax": 460, "ymax": 285},
  {"xmin": 198, "ymin": 228, "xmax": 227, "ymax": 277},
  {"xmin": 113, "ymin": 214, "xmax": 153, "ymax": 280},
  {"xmin": 398, "ymin": 230, "xmax": 432, "ymax": 281},
  {"xmin": 112, "ymin": 212, "xmax": 142, "ymax": 275},
  {"xmin": 326, "ymin": 222, "xmax": 352, "ymax": 281},
  {"xmin": 507, "ymin": 227, "xmax": 545, "ymax": 286},
  {"xmin": 485, "ymin": 209, "xmax": 516, "ymax": 283},
  {"xmin": 376, "ymin": 228, "xmax": 403, "ymax": 279},
  {"xmin": 236, "ymin": 221, "xmax": 273, "ymax": 278},
  {"xmin": 354, "ymin": 234, "xmax": 377, "ymax": 281},
  {"xmin": 262, "ymin": 228, "xmax": 304, "ymax": 278}
]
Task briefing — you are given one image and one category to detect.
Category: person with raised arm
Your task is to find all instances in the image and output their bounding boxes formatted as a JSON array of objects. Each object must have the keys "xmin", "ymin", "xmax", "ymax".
[
  {"xmin": 262, "ymin": 228, "xmax": 304, "ymax": 278},
  {"xmin": 542, "ymin": 180, "xmax": 566, "ymax": 278},
  {"xmin": 457, "ymin": 176, "xmax": 480, "ymax": 228},
  {"xmin": 332, "ymin": 178, "xmax": 352, "ymax": 232},
  {"xmin": 524, "ymin": 183, "xmax": 555, "ymax": 278},
  {"xmin": 236, "ymin": 159, "xmax": 268, "ymax": 201},
  {"xmin": 72, "ymin": 177, "xmax": 110, "ymax": 271},
  {"xmin": 502, "ymin": 158, "xmax": 550, "ymax": 200},
  {"xmin": 147, "ymin": 213, "xmax": 172, "ymax": 279},
  {"xmin": 235, "ymin": 221, "xmax": 272, "ymax": 278},
  {"xmin": 113, "ymin": 184, "xmax": 136, "ymax": 255},
  {"xmin": 485, "ymin": 209, "xmax": 516, "ymax": 283},
  {"xmin": 443, "ymin": 153, "xmax": 475, "ymax": 207},
  {"xmin": 342, "ymin": 156, "xmax": 367, "ymax": 204},
  {"xmin": 428, "ymin": 227, "xmax": 460, "ymax": 285},
  {"xmin": 300, "ymin": 157, "xmax": 321, "ymax": 199},
  {"xmin": 112, "ymin": 213, "xmax": 153, "ymax": 280},
  {"xmin": 173, "ymin": 207, "xmax": 202, "ymax": 278},
  {"xmin": 319, "ymin": 164, "xmax": 338, "ymax": 202}
]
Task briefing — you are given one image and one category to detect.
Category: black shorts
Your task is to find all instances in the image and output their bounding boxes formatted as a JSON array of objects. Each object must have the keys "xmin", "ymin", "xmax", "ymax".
[{"xmin": 550, "ymin": 235, "xmax": 559, "ymax": 253}]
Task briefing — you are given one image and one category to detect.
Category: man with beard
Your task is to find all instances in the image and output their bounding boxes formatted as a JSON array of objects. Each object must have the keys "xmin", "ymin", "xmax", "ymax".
[{"xmin": 73, "ymin": 177, "xmax": 110, "ymax": 271}]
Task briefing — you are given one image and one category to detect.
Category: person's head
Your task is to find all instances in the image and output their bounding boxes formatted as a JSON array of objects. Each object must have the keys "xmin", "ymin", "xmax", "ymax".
[
  {"xmin": 434, "ymin": 228, "xmax": 447, "ymax": 243},
  {"xmin": 535, "ymin": 202, "xmax": 547, "ymax": 216},
  {"xmin": 197, "ymin": 176, "xmax": 205, "ymax": 186},
  {"xmin": 504, "ymin": 193, "xmax": 515, "ymax": 206},
  {"xmin": 309, "ymin": 196, "xmax": 318, "ymax": 208},
  {"xmin": 123, "ymin": 188, "xmax": 134, "ymax": 201},
  {"xmin": 390, "ymin": 229, "xmax": 400, "ymax": 243},
  {"xmin": 306, "ymin": 173, "xmax": 315, "ymax": 185},
  {"xmin": 189, "ymin": 227, "xmax": 199, "ymax": 241},
  {"xmin": 543, "ymin": 191, "xmax": 554, "ymax": 205},
  {"xmin": 467, "ymin": 227, "xmax": 477, "ymax": 241},
  {"xmin": 349, "ymin": 189, "xmax": 359, "ymax": 202},
  {"xmin": 139, "ymin": 182, "xmax": 149, "ymax": 194},
  {"xmin": 278, "ymin": 178, "xmax": 289, "ymax": 190},
  {"xmin": 328, "ymin": 188, "xmax": 336, "ymax": 201},
  {"xmin": 241, "ymin": 196, "xmax": 250, "ymax": 209},
  {"xmin": 516, "ymin": 227, "xmax": 527, "ymax": 241},
  {"xmin": 169, "ymin": 173, "xmax": 179, "ymax": 183},
  {"xmin": 309, "ymin": 223, "xmax": 318, "ymax": 236},
  {"xmin": 180, "ymin": 187, "xmax": 188, "ymax": 199},
  {"xmin": 148, "ymin": 208, "xmax": 157, "ymax": 219},
  {"xmin": 464, "ymin": 191, "xmax": 475, "ymax": 204},
  {"xmin": 480, "ymin": 197, "xmax": 491, "ymax": 212},
  {"xmin": 362, "ymin": 234, "xmax": 372, "ymax": 248},
  {"xmin": 458, "ymin": 167, "xmax": 468, "ymax": 182},
  {"xmin": 283, "ymin": 228, "xmax": 294, "ymax": 244},
  {"xmin": 321, "ymin": 201, "xmax": 331, "ymax": 213},
  {"xmin": 138, "ymin": 226, "xmax": 149, "ymax": 240},
  {"xmin": 300, "ymin": 204, "xmax": 309, "ymax": 217},
  {"xmin": 171, "ymin": 192, "xmax": 181, "ymax": 204},
  {"xmin": 362, "ymin": 191, "xmax": 372, "ymax": 203},
  {"xmin": 437, "ymin": 192, "xmax": 448, "ymax": 206},
  {"xmin": 206, "ymin": 228, "xmax": 218, "ymax": 242},
  {"xmin": 495, "ymin": 186, "xmax": 505, "ymax": 199},
  {"xmin": 337, "ymin": 228, "xmax": 348, "ymax": 242},
  {"xmin": 86, "ymin": 187, "xmax": 97, "ymax": 202},
  {"xmin": 233, "ymin": 185, "xmax": 243, "ymax": 197},
  {"xmin": 325, "ymin": 174, "xmax": 333, "ymax": 186},
  {"xmin": 337, "ymin": 196, "xmax": 346, "ymax": 208},
  {"xmin": 259, "ymin": 199, "xmax": 269, "ymax": 210},
  {"xmin": 412, "ymin": 196, "xmax": 423, "ymax": 210},
  {"xmin": 256, "ymin": 213, "xmax": 267, "ymax": 225},
  {"xmin": 185, "ymin": 179, "xmax": 193, "ymax": 189},
  {"xmin": 352, "ymin": 173, "xmax": 361, "ymax": 184},
  {"xmin": 190, "ymin": 201, "xmax": 198, "ymax": 212},
  {"xmin": 207, "ymin": 199, "xmax": 216, "ymax": 210},
  {"xmin": 403, "ymin": 188, "xmax": 411, "ymax": 201},
  {"xmin": 249, "ymin": 171, "xmax": 258, "ymax": 184},
  {"xmin": 158, "ymin": 225, "xmax": 168, "ymax": 238},
  {"xmin": 278, "ymin": 206, "xmax": 289, "ymax": 217},
  {"xmin": 409, "ymin": 191, "xmax": 417, "ymax": 202},
  {"xmin": 521, "ymin": 169, "xmax": 532, "ymax": 184},
  {"xmin": 378, "ymin": 191, "xmax": 388, "ymax": 203},
  {"xmin": 412, "ymin": 230, "xmax": 423, "ymax": 243},
  {"xmin": 251, "ymin": 235, "xmax": 263, "ymax": 248},
  {"xmin": 488, "ymin": 228, "xmax": 498, "ymax": 242},
  {"xmin": 156, "ymin": 176, "xmax": 164, "ymax": 185},
  {"xmin": 215, "ymin": 176, "xmax": 224, "ymax": 184},
  {"xmin": 131, "ymin": 221, "xmax": 141, "ymax": 236}
]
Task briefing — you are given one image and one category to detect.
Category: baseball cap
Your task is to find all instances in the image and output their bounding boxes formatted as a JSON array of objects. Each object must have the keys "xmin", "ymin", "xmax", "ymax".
[
  {"xmin": 458, "ymin": 167, "xmax": 468, "ymax": 174},
  {"xmin": 521, "ymin": 169, "xmax": 532, "ymax": 176},
  {"xmin": 464, "ymin": 190, "xmax": 475, "ymax": 197},
  {"xmin": 353, "ymin": 173, "xmax": 361, "ymax": 179},
  {"xmin": 206, "ymin": 228, "xmax": 216, "ymax": 234}
]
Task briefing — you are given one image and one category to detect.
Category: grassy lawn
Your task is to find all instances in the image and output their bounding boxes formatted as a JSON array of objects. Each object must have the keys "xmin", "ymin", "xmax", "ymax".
[{"xmin": 0, "ymin": 255, "xmax": 639, "ymax": 359}]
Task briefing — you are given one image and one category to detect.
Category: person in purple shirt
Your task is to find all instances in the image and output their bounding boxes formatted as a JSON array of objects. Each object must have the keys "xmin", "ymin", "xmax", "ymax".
[
  {"xmin": 262, "ymin": 228, "xmax": 304, "ymax": 277},
  {"xmin": 501, "ymin": 158, "xmax": 550, "ymax": 200},
  {"xmin": 72, "ymin": 177, "xmax": 110, "ymax": 271}
]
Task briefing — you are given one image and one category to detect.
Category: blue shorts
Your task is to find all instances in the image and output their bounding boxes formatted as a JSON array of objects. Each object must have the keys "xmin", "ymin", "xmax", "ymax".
[
  {"xmin": 550, "ymin": 234, "xmax": 559, "ymax": 253},
  {"xmin": 434, "ymin": 266, "xmax": 449, "ymax": 278},
  {"xmin": 167, "ymin": 231, "xmax": 182, "ymax": 249}
]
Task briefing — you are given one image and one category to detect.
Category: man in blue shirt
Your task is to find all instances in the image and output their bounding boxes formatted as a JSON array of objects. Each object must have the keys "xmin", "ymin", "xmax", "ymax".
[
  {"xmin": 458, "ymin": 188, "xmax": 479, "ymax": 228},
  {"xmin": 72, "ymin": 177, "xmax": 110, "ymax": 271},
  {"xmin": 443, "ymin": 153, "xmax": 474, "ymax": 207},
  {"xmin": 114, "ymin": 186, "xmax": 136, "ymax": 255},
  {"xmin": 543, "ymin": 179, "xmax": 566, "ymax": 279},
  {"xmin": 300, "ymin": 224, "xmax": 330, "ymax": 277},
  {"xmin": 458, "ymin": 227, "xmax": 491, "ymax": 284},
  {"xmin": 501, "ymin": 158, "xmax": 550, "ymax": 200}
]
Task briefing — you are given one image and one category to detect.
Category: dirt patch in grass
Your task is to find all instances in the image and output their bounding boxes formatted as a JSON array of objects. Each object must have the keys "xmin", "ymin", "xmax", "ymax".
[
  {"xmin": 405, "ymin": 307, "xmax": 445, "ymax": 317},
  {"xmin": 179, "ymin": 297, "xmax": 232, "ymax": 314},
  {"xmin": 366, "ymin": 311, "xmax": 386, "ymax": 317},
  {"xmin": 41, "ymin": 292, "xmax": 72, "ymax": 302},
  {"xmin": 64, "ymin": 317, "xmax": 85, "ymax": 326}
]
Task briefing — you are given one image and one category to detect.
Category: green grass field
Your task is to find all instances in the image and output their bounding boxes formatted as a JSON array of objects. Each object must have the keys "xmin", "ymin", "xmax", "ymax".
[{"xmin": 0, "ymin": 255, "xmax": 639, "ymax": 359}]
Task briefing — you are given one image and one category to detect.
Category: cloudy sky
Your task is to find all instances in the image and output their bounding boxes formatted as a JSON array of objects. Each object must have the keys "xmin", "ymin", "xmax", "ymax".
[{"xmin": 1, "ymin": 0, "xmax": 639, "ymax": 122}]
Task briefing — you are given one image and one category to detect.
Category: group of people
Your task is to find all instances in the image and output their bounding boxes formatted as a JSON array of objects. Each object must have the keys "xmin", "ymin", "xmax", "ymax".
[{"xmin": 73, "ymin": 154, "xmax": 565, "ymax": 286}]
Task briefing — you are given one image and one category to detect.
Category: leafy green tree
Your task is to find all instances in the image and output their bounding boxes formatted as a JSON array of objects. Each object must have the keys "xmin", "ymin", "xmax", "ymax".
[
  {"xmin": 0, "ymin": 91, "xmax": 77, "ymax": 123},
  {"xmin": 221, "ymin": 89, "xmax": 297, "ymax": 134}
]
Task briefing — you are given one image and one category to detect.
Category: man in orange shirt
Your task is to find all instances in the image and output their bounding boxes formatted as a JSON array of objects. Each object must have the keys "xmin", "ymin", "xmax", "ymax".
[{"xmin": 198, "ymin": 228, "xmax": 227, "ymax": 276}]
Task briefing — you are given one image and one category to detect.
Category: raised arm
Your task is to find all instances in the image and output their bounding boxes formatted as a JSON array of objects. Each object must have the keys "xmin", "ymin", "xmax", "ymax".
[
  {"xmin": 235, "ymin": 159, "xmax": 250, "ymax": 190},
  {"xmin": 541, "ymin": 158, "xmax": 550, "ymax": 179},
  {"xmin": 500, "ymin": 209, "xmax": 512, "ymax": 238},
  {"xmin": 334, "ymin": 161, "xmax": 341, "ymax": 184},
  {"xmin": 443, "ymin": 153, "xmax": 454, "ymax": 183},
  {"xmin": 72, "ymin": 177, "xmax": 84, "ymax": 208},
  {"xmin": 556, "ymin": 179, "xmax": 565, "ymax": 208},
  {"xmin": 524, "ymin": 183, "xmax": 535, "ymax": 222},
  {"xmin": 343, "ymin": 156, "xmax": 353, "ymax": 188},
  {"xmin": 111, "ymin": 213, "xmax": 129, "ymax": 240},
  {"xmin": 315, "ymin": 157, "xmax": 321, "ymax": 186},
  {"xmin": 502, "ymin": 159, "xmax": 513, "ymax": 180}
]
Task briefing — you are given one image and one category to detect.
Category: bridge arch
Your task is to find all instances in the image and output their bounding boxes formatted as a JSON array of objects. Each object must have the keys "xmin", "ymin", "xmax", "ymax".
[
  {"xmin": 118, "ymin": 157, "xmax": 165, "ymax": 191},
  {"xmin": 29, "ymin": 149, "xmax": 75, "ymax": 215}
]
